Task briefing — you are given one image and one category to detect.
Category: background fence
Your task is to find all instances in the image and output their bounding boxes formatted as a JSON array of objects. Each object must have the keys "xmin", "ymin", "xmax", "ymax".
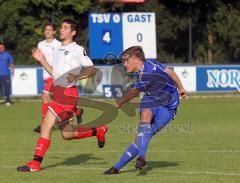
[{"xmin": 10, "ymin": 64, "xmax": 240, "ymax": 97}]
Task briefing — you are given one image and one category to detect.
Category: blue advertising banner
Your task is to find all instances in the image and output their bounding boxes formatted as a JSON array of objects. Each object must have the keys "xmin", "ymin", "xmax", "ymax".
[{"xmin": 197, "ymin": 66, "xmax": 240, "ymax": 92}]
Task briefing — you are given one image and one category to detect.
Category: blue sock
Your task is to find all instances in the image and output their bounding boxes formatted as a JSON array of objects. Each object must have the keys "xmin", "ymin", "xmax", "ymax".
[
  {"xmin": 137, "ymin": 122, "xmax": 153, "ymax": 158},
  {"xmin": 114, "ymin": 142, "xmax": 138, "ymax": 170}
]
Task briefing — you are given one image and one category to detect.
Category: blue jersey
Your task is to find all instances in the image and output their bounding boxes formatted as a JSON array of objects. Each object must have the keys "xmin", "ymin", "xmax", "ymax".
[
  {"xmin": 0, "ymin": 51, "xmax": 13, "ymax": 76},
  {"xmin": 134, "ymin": 60, "xmax": 179, "ymax": 111}
]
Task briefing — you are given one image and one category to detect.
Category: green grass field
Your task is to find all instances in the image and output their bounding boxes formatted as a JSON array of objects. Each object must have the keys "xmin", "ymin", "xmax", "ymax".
[{"xmin": 0, "ymin": 96, "xmax": 240, "ymax": 183}]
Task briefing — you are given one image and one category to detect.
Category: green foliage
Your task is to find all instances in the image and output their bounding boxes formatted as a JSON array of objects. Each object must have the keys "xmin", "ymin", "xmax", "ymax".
[
  {"xmin": 211, "ymin": 3, "xmax": 240, "ymax": 63},
  {"xmin": 0, "ymin": 0, "xmax": 239, "ymax": 64}
]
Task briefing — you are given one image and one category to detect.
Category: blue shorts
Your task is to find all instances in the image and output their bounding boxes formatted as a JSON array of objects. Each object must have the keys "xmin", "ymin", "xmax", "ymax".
[{"xmin": 140, "ymin": 106, "xmax": 176, "ymax": 134}]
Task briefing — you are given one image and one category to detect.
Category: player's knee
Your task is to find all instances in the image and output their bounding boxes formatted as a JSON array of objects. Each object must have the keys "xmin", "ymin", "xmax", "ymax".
[{"xmin": 140, "ymin": 109, "xmax": 153, "ymax": 123}]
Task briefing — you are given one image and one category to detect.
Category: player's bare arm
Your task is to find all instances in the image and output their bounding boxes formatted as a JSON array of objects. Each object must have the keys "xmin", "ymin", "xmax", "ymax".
[
  {"xmin": 32, "ymin": 48, "xmax": 53, "ymax": 75},
  {"xmin": 67, "ymin": 66, "xmax": 97, "ymax": 83},
  {"xmin": 115, "ymin": 88, "xmax": 139, "ymax": 108},
  {"xmin": 164, "ymin": 67, "xmax": 187, "ymax": 98}
]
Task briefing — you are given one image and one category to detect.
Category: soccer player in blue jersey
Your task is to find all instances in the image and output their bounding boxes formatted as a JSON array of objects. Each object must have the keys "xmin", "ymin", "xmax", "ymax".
[{"xmin": 104, "ymin": 46, "xmax": 187, "ymax": 174}]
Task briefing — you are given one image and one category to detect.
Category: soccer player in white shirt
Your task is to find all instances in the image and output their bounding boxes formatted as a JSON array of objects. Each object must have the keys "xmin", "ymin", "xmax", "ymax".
[
  {"xmin": 17, "ymin": 19, "xmax": 108, "ymax": 172},
  {"xmin": 33, "ymin": 23, "xmax": 60, "ymax": 133}
]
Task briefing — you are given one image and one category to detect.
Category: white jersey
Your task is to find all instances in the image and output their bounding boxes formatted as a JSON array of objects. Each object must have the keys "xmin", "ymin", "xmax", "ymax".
[
  {"xmin": 52, "ymin": 42, "xmax": 93, "ymax": 87},
  {"xmin": 38, "ymin": 39, "xmax": 61, "ymax": 80}
]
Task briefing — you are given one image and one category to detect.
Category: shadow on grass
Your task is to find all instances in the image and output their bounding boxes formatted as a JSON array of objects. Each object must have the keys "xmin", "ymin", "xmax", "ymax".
[
  {"xmin": 120, "ymin": 160, "xmax": 180, "ymax": 176},
  {"xmin": 43, "ymin": 153, "xmax": 106, "ymax": 170}
]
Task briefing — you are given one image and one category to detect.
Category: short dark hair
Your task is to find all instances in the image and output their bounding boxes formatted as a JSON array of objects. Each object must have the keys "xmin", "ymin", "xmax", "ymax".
[
  {"xmin": 62, "ymin": 19, "xmax": 79, "ymax": 41},
  {"xmin": 121, "ymin": 46, "xmax": 145, "ymax": 62},
  {"xmin": 45, "ymin": 23, "xmax": 56, "ymax": 31}
]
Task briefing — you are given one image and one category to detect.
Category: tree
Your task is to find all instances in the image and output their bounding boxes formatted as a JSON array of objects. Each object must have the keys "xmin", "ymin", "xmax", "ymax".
[
  {"xmin": 0, "ymin": 0, "xmax": 92, "ymax": 64},
  {"xmin": 0, "ymin": 0, "xmax": 240, "ymax": 64}
]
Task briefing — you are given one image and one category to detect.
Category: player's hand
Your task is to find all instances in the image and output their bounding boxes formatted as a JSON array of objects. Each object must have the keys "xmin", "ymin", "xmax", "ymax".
[
  {"xmin": 179, "ymin": 88, "xmax": 188, "ymax": 99},
  {"xmin": 67, "ymin": 73, "xmax": 79, "ymax": 83},
  {"xmin": 32, "ymin": 48, "xmax": 44, "ymax": 63}
]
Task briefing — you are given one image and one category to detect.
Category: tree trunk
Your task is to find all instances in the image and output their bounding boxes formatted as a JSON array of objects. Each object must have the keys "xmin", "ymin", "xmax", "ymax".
[{"xmin": 207, "ymin": 32, "xmax": 213, "ymax": 64}]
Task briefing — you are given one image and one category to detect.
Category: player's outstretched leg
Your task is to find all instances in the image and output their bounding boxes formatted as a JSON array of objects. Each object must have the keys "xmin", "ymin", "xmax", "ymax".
[
  {"xmin": 103, "ymin": 142, "xmax": 139, "ymax": 175},
  {"xmin": 61, "ymin": 123, "xmax": 108, "ymax": 148},
  {"xmin": 17, "ymin": 111, "xmax": 56, "ymax": 172}
]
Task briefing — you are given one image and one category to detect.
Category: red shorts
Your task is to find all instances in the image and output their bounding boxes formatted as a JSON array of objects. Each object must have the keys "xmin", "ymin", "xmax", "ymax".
[
  {"xmin": 48, "ymin": 86, "xmax": 78, "ymax": 124},
  {"xmin": 43, "ymin": 78, "xmax": 54, "ymax": 94}
]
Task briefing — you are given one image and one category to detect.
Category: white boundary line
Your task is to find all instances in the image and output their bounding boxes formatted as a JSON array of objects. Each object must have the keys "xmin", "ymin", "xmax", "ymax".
[{"xmin": 159, "ymin": 170, "xmax": 240, "ymax": 177}]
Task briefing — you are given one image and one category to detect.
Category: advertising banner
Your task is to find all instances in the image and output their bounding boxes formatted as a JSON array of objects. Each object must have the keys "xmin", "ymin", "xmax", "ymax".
[
  {"xmin": 12, "ymin": 68, "xmax": 38, "ymax": 96},
  {"xmin": 174, "ymin": 66, "xmax": 196, "ymax": 92},
  {"xmin": 197, "ymin": 66, "xmax": 240, "ymax": 92}
]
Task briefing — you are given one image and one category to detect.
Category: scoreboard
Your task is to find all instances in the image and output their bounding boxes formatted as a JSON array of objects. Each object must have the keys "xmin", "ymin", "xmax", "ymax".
[{"xmin": 89, "ymin": 12, "xmax": 157, "ymax": 59}]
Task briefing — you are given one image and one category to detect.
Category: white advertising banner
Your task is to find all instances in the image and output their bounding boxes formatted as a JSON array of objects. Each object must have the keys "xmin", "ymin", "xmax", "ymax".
[
  {"xmin": 12, "ymin": 68, "xmax": 37, "ymax": 96},
  {"xmin": 173, "ymin": 66, "xmax": 196, "ymax": 92},
  {"xmin": 122, "ymin": 12, "xmax": 157, "ymax": 58}
]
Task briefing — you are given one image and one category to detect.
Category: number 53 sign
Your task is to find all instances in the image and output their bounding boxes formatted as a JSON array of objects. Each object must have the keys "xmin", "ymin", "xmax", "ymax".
[
  {"xmin": 102, "ymin": 85, "xmax": 124, "ymax": 98},
  {"xmin": 89, "ymin": 12, "xmax": 157, "ymax": 59}
]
